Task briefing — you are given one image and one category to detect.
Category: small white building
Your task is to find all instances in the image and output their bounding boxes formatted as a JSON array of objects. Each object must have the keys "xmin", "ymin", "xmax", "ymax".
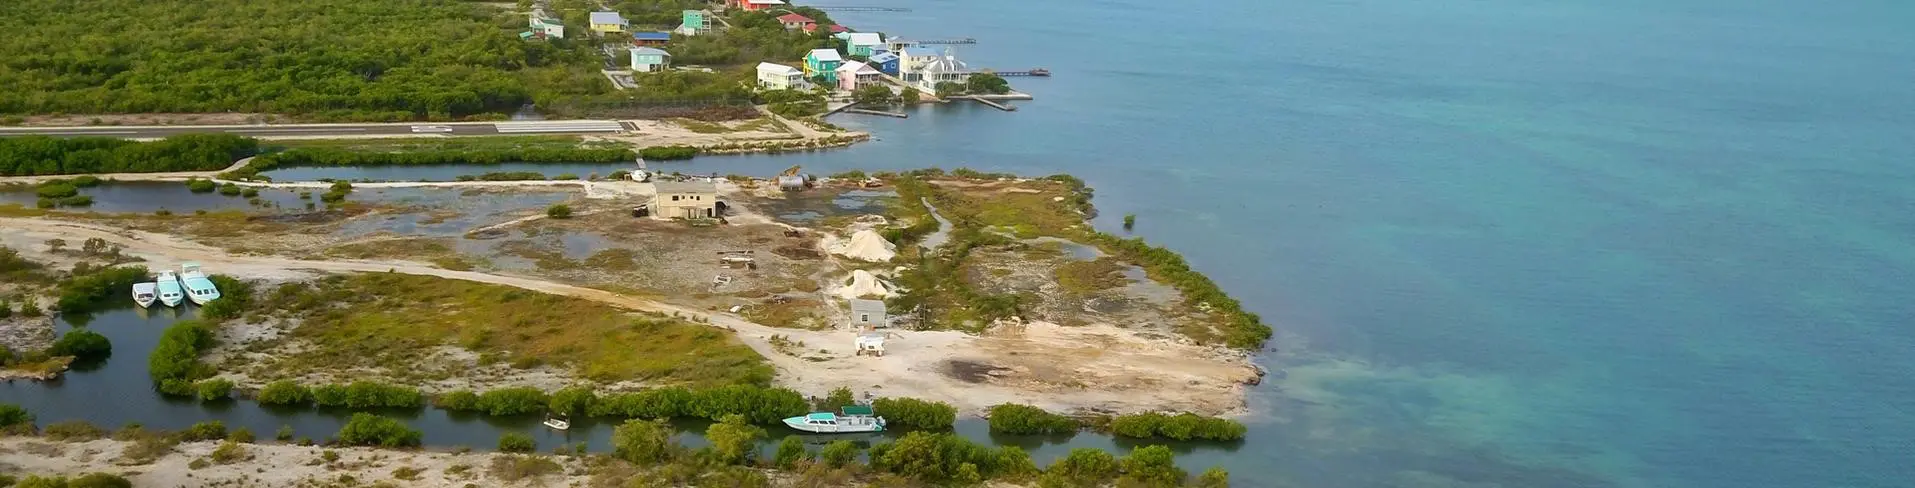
[
  {"xmin": 529, "ymin": 16, "xmax": 565, "ymax": 38},
  {"xmin": 912, "ymin": 51, "xmax": 973, "ymax": 92},
  {"xmin": 756, "ymin": 62, "xmax": 806, "ymax": 90},
  {"xmin": 897, "ymin": 47, "xmax": 941, "ymax": 82},
  {"xmin": 629, "ymin": 47, "xmax": 671, "ymax": 72},
  {"xmin": 650, "ymin": 180, "xmax": 719, "ymax": 220},
  {"xmin": 849, "ymin": 298, "xmax": 887, "ymax": 328}
]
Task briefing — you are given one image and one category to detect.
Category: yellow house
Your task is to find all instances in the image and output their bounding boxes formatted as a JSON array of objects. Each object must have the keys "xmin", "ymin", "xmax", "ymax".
[{"xmin": 589, "ymin": 11, "xmax": 628, "ymax": 34}]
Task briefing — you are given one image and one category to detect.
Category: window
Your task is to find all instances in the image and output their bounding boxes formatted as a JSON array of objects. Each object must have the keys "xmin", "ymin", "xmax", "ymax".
[
  {"xmin": 672, "ymin": 195, "xmax": 680, "ymax": 201},
  {"xmin": 860, "ymin": 314, "xmax": 869, "ymax": 322}
]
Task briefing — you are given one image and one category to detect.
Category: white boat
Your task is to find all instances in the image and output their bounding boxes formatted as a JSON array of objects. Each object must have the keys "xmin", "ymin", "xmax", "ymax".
[
  {"xmin": 178, "ymin": 262, "xmax": 221, "ymax": 305},
  {"xmin": 154, "ymin": 271, "xmax": 185, "ymax": 307},
  {"xmin": 543, "ymin": 415, "xmax": 571, "ymax": 431},
  {"xmin": 783, "ymin": 405, "xmax": 886, "ymax": 433},
  {"xmin": 131, "ymin": 282, "xmax": 158, "ymax": 308}
]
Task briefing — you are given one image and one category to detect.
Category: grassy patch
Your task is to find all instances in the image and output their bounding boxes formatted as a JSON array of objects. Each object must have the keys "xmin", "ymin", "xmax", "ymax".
[
  {"xmin": 253, "ymin": 273, "xmax": 771, "ymax": 386},
  {"xmin": 671, "ymin": 118, "xmax": 735, "ymax": 134},
  {"xmin": 584, "ymin": 248, "xmax": 642, "ymax": 271},
  {"xmin": 323, "ymin": 238, "xmax": 454, "ymax": 260},
  {"xmin": 743, "ymin": 298, "xmax": 825, "ymax": 329},
  {"xmin": 1054, "ymin": 258, "xmax": 1127, "ymax": 294}
]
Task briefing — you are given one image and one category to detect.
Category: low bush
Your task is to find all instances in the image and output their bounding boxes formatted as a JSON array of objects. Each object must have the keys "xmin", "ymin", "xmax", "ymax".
[
  {"xmin": 434, "ymin": 390, "xmax": 481, "ymax": 411},
  {"xmin": 58, "ymin": 195, "xmax": 93, "ymax": 207},
  {"xmin": 42, "ymin": 420, "xmax": 106, "ymax": 440},
  {"xmin": 498, "ymin": 432, "xmax": 536, "ymax": 453},
  {"xmin": 55, "ymin": 266, "xmax": 149, "ymax": 314},
  {"xmin": 988, "ymin": 403, "xmax": 1077, "ymax": 435},
  {"xmin": 310, "ymin": 381, "xmax": 424, "ymax": 409},
  {"xmin": 186, "ymin": 178, "xmax": 216, "ymax": 193},
  {"xmin": 475, "ymin": 387, "xmax": 548, "ymax": 416},
  {"xmin": 256, "ymin": 380, "xmax": 312, "ymax": 405},
  {"xmin": 148, "ymin": 319, "xmax": 215, "ymax": 395},
  {"xmin": 1118, "ymin": 445, "xmax": 1185, "ymax": 486},
  {"xmin": 180, "ymin": 420, "xmax": 228, "ymax": 441},
  {"xmin": 590, "ymin": 385, "xmax": 806, "ymax": 424},
  {"xmin": 872, "ymin": 397, "xmax": 957, "ymax": 430},
  {"xmin": 773, "ymin": 435, "xmax": 808, "ymax": 468},
  {"xmin": 610, "ymin": 419, "xmax": 674, "ymax": 464},
  {"xmin": 545, "ymin": 204, "xmax": 572, "ymax": 219},
  {"xmin": 335, "ymin": 413, "xmax": 422, "ymax": 447},
  {"xmin": 548, "ymin": 386, "xmax": 596, "ymax": 416},
  {"xmin": 1107, "ymin": 412, "xmax": 1245, "ymax": 441},
  {"xmin": 868, "ymin": 431, "xmax": 1035, "ymax": 482},
  {"xmin": 819, "ymin": 439, "xmax": 860, "ymax": 468},
  {"xmin": 48, "ymin": 329, "xmax": 112, "ymax": 361},
  {"xmin": 639, "ymin": 145, "xmax": 698, "ymax": 161},
  {"xmin": 1040, "ymin": 447, "xmax": 1120, "ymax": 487},
  {"xmin": 196, "ymin": 378, "xmax": 235, "ymax": 401}
]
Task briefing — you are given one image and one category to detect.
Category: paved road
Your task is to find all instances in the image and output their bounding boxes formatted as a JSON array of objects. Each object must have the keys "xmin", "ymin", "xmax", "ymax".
[{"xmin": 0, "ymin": 120, "xmax": 630, "ymax": 138}]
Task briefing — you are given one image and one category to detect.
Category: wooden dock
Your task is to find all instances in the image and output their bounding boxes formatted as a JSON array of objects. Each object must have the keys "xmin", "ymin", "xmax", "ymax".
[
  {"xmin": 844, "ymin": 108, "xmax": 909, "ymax": 118},
  {"xmin": 950, "ymin": 96, "xmax": 1016, "ymax": 111}
]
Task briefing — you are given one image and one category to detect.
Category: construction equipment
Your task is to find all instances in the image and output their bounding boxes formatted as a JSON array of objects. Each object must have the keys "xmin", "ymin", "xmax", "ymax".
[{"xmin": 779, "ymin": 165, "xmax": 802, "ymax": 177}]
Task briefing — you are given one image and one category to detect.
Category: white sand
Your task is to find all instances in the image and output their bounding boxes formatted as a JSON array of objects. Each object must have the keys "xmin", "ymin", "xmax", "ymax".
[
  {"xmin": 827, "ymin": 229, "xmax": 897, "ymax": 262},
  {"xmin": 831, "ymin": 269, "xmax": 895, "ymax": 300}
]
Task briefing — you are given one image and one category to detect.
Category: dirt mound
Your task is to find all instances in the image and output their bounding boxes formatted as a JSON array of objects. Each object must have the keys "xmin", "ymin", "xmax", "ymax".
[
  {"xmin": 832, "ymin": 269, "xmax": 895, "ymax": 300},
  {"xmin": 827, "ymin": 229, "xmax": 896, "ymax": 262}
]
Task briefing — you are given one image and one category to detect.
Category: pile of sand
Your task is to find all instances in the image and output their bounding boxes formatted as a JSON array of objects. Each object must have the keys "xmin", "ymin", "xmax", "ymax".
[
  {"xmin": 829, "ymin": 229, "xmax": 897, "ymax": 262},
  {"xmin": 833, "ymin": 269, "xmax": 896, "ymax": 300}
]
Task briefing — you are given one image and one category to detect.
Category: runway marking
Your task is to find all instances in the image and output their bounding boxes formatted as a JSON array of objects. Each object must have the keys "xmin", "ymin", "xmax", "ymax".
[
  {"xmin": 0, "ymin": 131, "xmax": 141, "ymax": 135},
  {"xmin": 232, "ymin": 128, "xmax": 370, "ymax": 133}
]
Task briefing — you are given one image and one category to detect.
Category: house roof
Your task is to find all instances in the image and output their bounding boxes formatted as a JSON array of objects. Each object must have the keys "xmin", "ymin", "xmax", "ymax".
[
  {"xmin": 589, "ymin": 11, "xmax": 626, "ymax": 25},
  {"xmin": 807, "ymin": 49, "xmax": 843, "ymax": 62},
  {"xmin": 923, "ymin": 54, "xmax": 969, "ymax": 73},
  {"xmin": 868, "ymin": 52, "xmax": 899, "ymax": 62},
  {"xmin": 629, "ymin": 47, "xmax": 669, "ymax": 56},
  {"xmin": 841, "ymin": 405, "xmax": 875, "ymax": 416},
  {"xmin": 900, "ymin": 47, "xmax": 938, "ymax": 58},
  {"xmin": 828, "ymin": 24, "xmax": 849, "ymax": 33},
  {"xmin": 836, "ymin": 61, "xmax": 878, "ymax": 74},
  {"xmin": 746, "ymin": 0, "xmax": 784, "ymax": 4},
  {"xmin": 845, "ymin": 33, "xmax": 883, "ymax": 45},
  {"xmin": 631, "ymin": 31, "xmax": 671, "ymax": 41},
  {"xmin": 654, "ymin": 180, "xmax": 716, "ymax": 194},
  {"xmin": 757, "ymin": 62, "xmax": 803, "ymax": 76},
  {"xmin": 776, "ymin": 13, "xmax": 813, "ymax": 23}
]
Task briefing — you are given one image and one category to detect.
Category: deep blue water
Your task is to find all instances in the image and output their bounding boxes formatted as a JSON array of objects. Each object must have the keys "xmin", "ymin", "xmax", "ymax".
[{"xmin": 732, "ymin": 1, "xmax": 1915, "ymax": 486}]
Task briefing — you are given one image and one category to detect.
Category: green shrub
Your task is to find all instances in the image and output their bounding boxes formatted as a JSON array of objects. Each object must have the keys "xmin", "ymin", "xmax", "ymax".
[
  {"xmin": 186, "ymin": 178, "xmax": 217, "ymax": 192},
  {"xmin": 17, "ymin": 473, "xmax": 134, "ymax": 488},
  {"xmin": 181, "ymin": 420, "xmax": 228, "ymax": 441},
  {"xmin": 35, "ymin": 183, "xmax": 78, "ymax": 199},
  {"xmin": 705, "ymin": 414, "xmax": 766, "ymax": 465},
  {"xmin": 988, "ymin": 403, "xmax": 1077, "ymax": 435},
  {"xmin": 475, "ymin": 387, "xmax": 548, "ymax": 416},
  {"xmin": 1118, "ymin": 445, "xmax": 1185, "ymax": 486},
  {"xmin": 1194, "ymin": 466, "xmax": 1230, "ymax": 488},
  {"xmin": 0, "ymin": 403, "xmax": 34, "ymax": 432},
  {"xmin": 196, "ymin": 378, "xmax": 235, "ymax": 401},
  {"xmin": 498, "ymin": 432, "xmax": 536, "ymax": 453},
  {"xmin": 57, "ymin": 195, "xmax": 93, "ymax": 207},
  {"xmin": 71, "ymin": 175, "xmax": 102, "ymax": 187},
  {"xmin": 819, "ymin": 439, "xmax": 859, "ymax": 468},
  {"xmin": 870, "ymin": 431, "xmax": 1027, "ymax": 482},
  {"xmin": 0, "ymin": 135, "xmax": 256, "ymax": 177},
  {"xmin": 434, "ymin": 390, "xmax": 481, "ymax": 411},
  {"xmin": 547, "ymin": 386, "xmax": 596, "ymax": 416},
  {"xmin": 814, "ymin": 386, "xmax": 855, "ymax": 411},
  {"xmin": 1040, "ymin": 448, "xmax": 1119, "ymax": 487},
  {"xmin": 872, "ymin": 397, "xmax": 956, "ymax": 430},
  {"xmin": 55, "ymin": 265, "xmax": 149, "ymax": 314},
  {"xmin": 42, "ymin": 420, "xmax": 106, "ymax": 440},
  {"xmin": 241, "ymin": 188, "xmax": 259, "ymax": 198},
  {"xmin": 335, "ymin": 413, "xmax": 422, "ymax": 447},
  {"xmin": 276, "ymin": 425, "xmax": 295, "ymax": 441},
  {"xmin": 1107, "ymin": 412, "xmax": 1244, "ymax": 441},
  {"xmin": 639, "ymin": 145, "xmax": 697, "ymax": 161},
  {"xmin": 545, "ymin": 204, "xmax": 572, "ymax": 219},
  {"xmin": 773, "ymin": 435, "xmax": 808, "ymax": 468},
  {"xmin": 147, "ymin": 319, "xmax": 215, "ymax": 393},
  {"xmin": 218, "ymin": 183, "xmax": 242, "ymax": 196},
  {"xmin": 611, "ymin": 419, "xmax": 674, "ymax": 464},
  {"xmin": 311, "ymin": 381, "xmax": 423, "ymax": 409},
  {"xmin": 48, "ymin": 329, "xmax": 112, "ymax": 360},
  {"xmin": 229, "ymin": 427, "xmax": 255, "ymax": 443},
  {"xmin": 198, "ymin": 275, "xmax": 252, "ymax": 321},
  {"xmin": 256, "ymin": 380, "xmax": 312, "ymax": 405}
]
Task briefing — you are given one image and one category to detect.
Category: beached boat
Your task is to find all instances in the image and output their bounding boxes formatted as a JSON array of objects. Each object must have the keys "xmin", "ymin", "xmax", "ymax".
[
  {"xmin": 629, "ymin": 157, "xmax": 651, "ymax": 182},
  {"xmin": 178, "ymin": 263, "xmax": 221, "ymax": 305},
  {"xmin": 543, "ymin": 415, "xmax": 571, "ymax": 431},
  {"xmin": 131, "ymin": 282, "xmax": 158, "ymax": 308},
  {"xmin": 783, "ymin": 405, "xmax": 885, "ymax": 433},
  {"xmin": 154, "ymin": 271, "xmax": 185, "ymax": 307}
]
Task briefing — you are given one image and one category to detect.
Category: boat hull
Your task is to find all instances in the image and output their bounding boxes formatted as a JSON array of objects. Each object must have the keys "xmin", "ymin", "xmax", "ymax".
[
  {"xmin": 155, "ymin": 273, "xmax": 185, "ymax": 307},
  {"xmin": 782, "ymin": 416, "xmax": 886, "ymax": 434},
  {"xmin": 180, "ymin": 266, "xmax": 221, "ymax": 305},
  {"xmin": 132, "ymin": 282, "xmax": 158, "ymax": 308}
]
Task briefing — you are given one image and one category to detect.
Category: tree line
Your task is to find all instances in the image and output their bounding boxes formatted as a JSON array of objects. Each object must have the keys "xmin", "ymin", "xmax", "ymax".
[
  {"xmin": 227, "ymin": 146, "xmax": 636, "ymax": 179},
  {"xmin": 0, "ymin": 134, "xmax": 257, "ymax": 176}
]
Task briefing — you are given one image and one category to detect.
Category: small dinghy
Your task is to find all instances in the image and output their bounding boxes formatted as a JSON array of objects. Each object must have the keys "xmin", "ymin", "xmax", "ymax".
[
  {"xmin": 784, "ymin": 405, "xmax": 885, "ymax": 434},
  {"xmin": 543, "ymin": 415, "xmax": 571, "ymax": 431},
  {"xmin": 155, "ymin": 271, "xmax": 185, "ymax": 307},
  {"xmin": 132, "ymin": 282, "xmax": 158, "ymax": 308},
  {"xmin": 179, "ymin": 262, "xmax": 221, "ymax": 305}
]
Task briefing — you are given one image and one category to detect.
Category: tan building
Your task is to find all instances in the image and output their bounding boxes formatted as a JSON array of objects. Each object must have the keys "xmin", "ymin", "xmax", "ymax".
[{"xmin": 650, "ymin": 180, "xmax": 719, "ymax": 220}]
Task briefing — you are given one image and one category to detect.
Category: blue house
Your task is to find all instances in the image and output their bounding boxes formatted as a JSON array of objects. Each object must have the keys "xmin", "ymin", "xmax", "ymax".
[{"xmin": 868, "ymin": 51, "xmax": 900, "ymax": 75}]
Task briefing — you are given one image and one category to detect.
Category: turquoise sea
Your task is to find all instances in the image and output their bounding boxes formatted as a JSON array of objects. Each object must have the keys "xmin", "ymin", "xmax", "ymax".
[{"xmin": 792, "ymin": 0, "xmax": 1915, "ymax": 486}]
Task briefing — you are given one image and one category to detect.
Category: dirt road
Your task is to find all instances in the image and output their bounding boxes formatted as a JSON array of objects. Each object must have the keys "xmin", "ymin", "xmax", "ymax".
[
  {"xmin": 0, "ymin": 157, "xmax": 254, "ymax": 185},
  {"xmin": 0, "ymin": 217, "xmax": 1256, "ymax": 416}
]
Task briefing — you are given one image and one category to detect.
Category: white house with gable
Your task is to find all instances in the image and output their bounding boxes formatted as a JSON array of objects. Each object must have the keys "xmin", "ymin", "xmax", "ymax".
[{"xmin": 756, "ymin": 62, "xmax": 806, "ymax": 90}]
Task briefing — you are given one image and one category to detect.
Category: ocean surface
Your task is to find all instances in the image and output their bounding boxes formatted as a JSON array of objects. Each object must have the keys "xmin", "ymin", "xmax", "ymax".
[{"xmin": 782, "ymin": 0, "xmax": 1915, "ymax": 486}]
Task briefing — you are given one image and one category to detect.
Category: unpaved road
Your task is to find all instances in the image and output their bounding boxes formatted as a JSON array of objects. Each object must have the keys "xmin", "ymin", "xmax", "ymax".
[
  {"xmin": 0, "ymin": 217, "xmax": 1256, "ymax": 416},
  {"xmin": 0, "ymin": 157, "xmax": 253, "ymax": 184}
]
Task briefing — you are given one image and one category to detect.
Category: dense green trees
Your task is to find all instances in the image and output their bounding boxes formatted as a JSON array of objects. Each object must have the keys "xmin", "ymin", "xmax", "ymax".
[
  {"xmin": 853, "ymin": 85, "xmax": 902, "ymax": 107},
  {"xmin": 589, "ymin": 385, "xmax": 806, "ymax": 424},
  {"xmin": 704, "ymin": 414, "xmax": 766, "ymax": 465},
  {"xmin": 988, "ymin": 403, "xmax": 1079, "ymax": 435},
  {"xmin": 53, "ymin": 266, "xmax": 149, "ymax": 314},
  {"xmin": 48, "ymin": 329, "xmax": 112, "ymax": 361},
  {"xmin": 638, "ymin": 145, "xmax": 698, "ymax": 160},
  {"xmin": 310, "ymin": 381, "xmax": 425, "ymax": 409},
  {"xmin": 772, "ymin": 435, "xmax": 808, "ymax": 468},
  {"xmin": 872, "ymin": 396, "xmax": 958, "ymax": 430},
  {"xmin": 336, "ymin": 413, "xmax": 423, "ymax": 447},
  {"xmin": 0, "ymin": 0, "xmax": 608, "ymax": 120},
  {"xmin": 867, "ymin": 431, "xmax": 1037, "ymax": 483},
  {"xmin": 148, "ymin": 319, "xmax": 215, "ymax": 396},
  {"xmin": 498, "ymin": 432, "xmax": 536, "ymax": 453},
  {"xmin": 548, "ymin": 386, "xmax": 597, "ymax": 416},
  {"xmin": 1107, "ymin": 412, "xmax": 1247, "ymax": 441},
  {"xmin": 611, "ymin": 419, "xmax": 675, "ymax": 464},
  {"xmin": 967, "ymin": 73, "xmax": 1012, "ymax": 95},
  {"xmin": 0, "ymin": 135, "xmax": 257, "ymax": 176},
  {"xmin": 229, "ymin": 146, "xmax": 635, "ymax": 179},
  {"xmin": 257, "ymin": 380, "xmax": 313, "ymax": 405}
]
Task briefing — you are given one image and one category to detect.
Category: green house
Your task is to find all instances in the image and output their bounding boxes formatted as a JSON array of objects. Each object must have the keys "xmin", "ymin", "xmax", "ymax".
[{"xmin": 805, "ymin": 48, "xmax": 844, "ymax": 83}]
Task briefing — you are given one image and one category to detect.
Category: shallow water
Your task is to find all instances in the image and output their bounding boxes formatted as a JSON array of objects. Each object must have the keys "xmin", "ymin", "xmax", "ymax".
[{"xmin": 0, "ymin": 182, "xmax": 306, "ymax": 213}]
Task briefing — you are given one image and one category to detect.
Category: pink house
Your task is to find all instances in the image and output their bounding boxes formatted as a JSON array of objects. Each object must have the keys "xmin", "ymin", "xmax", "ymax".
[{"xmin": 836, "ymin": 61, "xmax": 882, "ymax": 91}]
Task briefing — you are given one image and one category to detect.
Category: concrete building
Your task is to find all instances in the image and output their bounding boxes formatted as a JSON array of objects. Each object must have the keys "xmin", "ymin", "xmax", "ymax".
[
  {"xmin": 756, "ymin": 62, "xmax": 806, "ymax": 90},
  {"xmin": 868, "ymin": 51, "xmax": 901, "ymax": 75},
  {"xmin": 777, "ymin": 13, "xmax": 816, "ymax": 33},
  {"xmin": 650, "ymin": 181, "xmax": 719, "ymax": 220},
  {"xmin": 730, "ymin": 0, "xmax": 784, "ymax": 11},
  {"xmin": 589, "ymin": 11, "xmax": 628, "ymax": 34},
  {"xmin": 805, "ymin": 48, "xmax": 844, "ymax": 83},
  {"xmin": 676, "ymin": 10, "xmax": 710, "ymax": 36},
  {"xmin": 850, "ymin": 299, "xmax": 887, "ymax": 328},
  {"xmin": 836, "ymin": 61, "xmax": 882, "ymax": 91},
  {"xmin": 529, "ymin": 16, "xmax": 565, "ymax": 38},
  {"xmin": 629, "ymin": 47, "xmax": 670, "ymax": 72}
]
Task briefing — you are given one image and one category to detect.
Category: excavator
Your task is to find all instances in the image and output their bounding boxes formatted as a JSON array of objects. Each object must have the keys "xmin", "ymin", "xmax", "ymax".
[{"xmin": 779, "ymin": 165, "xmax": 802, "ymax": 177}]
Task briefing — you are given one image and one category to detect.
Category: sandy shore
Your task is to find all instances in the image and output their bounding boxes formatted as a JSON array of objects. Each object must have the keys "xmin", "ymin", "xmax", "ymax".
[
  {"xmin": 0, "ymin": 216, "xmax": 1257, "ymax": 416},
  {"xmin": 0, "ymin": 437, "xmax": 601, "ymax": 488}
]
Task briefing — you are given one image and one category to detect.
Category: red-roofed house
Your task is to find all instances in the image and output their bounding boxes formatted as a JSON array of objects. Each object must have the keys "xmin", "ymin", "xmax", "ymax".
[
  {"xmin": 827, "ymin": 24, "xmax": 849, "ymax": 34},
  {"xmin": 730, "ymin": 0, "xmax": 784, "ymax": 12},
  {"xmin": 777, "ymin": 13, "xmax": 816, "ymax": 33}
]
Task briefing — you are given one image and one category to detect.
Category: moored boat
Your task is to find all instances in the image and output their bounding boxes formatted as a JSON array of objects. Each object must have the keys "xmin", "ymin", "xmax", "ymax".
[
  {"xmin": 783, "ymin": 405, "xmax": 885, "ymax": 433},
  {"xmin": 179, "ymin": 262, "xmax": 221, "ymax": 305},
  {"xmin": 543, "ymin": 415, "xmax": 571, "ymax": 430},
  {"xmin": 155, "ymin": 271, "xmax": 185, "ymax": 307},
  {"xmin": 132, "ymin": 282, "xmax": 158, "ymax": 308}
]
